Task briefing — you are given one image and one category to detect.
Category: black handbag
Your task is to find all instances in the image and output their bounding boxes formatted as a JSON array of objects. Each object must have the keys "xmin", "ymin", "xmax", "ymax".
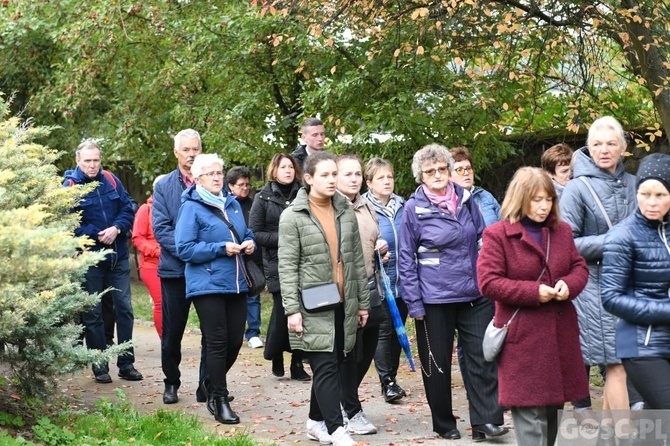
[
  {"xmin": 210, "ymin": 207, "xmax": 266, "ymax": 296},
  {"xmin": 300, "ymin": 219, "xmax": 342, "ymax": 313}
]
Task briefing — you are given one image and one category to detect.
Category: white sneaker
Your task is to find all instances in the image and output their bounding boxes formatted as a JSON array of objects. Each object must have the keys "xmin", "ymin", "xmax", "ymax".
[
  {"xmin": 306, "ymin": 419, "xmax": 332, "ymax": 444},
  {"xmin": 346, "ymin": 410, "xmax": 377, "ymax": 435},
  {"xmin": 247, "ymin": 336, "xmax": 264, "ymax": 349},
  {"xmin": 331, "ymin": 426, "xmax": 358, "ymax": 446}
]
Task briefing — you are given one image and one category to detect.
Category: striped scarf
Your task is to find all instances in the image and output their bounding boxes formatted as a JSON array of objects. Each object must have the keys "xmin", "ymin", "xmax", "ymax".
[{"xmin": 363, "ymin": 190, "xmax": 404, "ymax": 219}]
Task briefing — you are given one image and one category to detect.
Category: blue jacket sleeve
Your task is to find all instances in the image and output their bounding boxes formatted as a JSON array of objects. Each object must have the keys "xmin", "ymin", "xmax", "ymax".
[
  {"xmin": 110, "ymin": 175, "xmax": 135, "ymax": 233},
  {"xmin": 398, "ymin": 200, "xmax": 424, "ymax": 318},
  {"xmin": 152, "ymin": 180, "xmax": 179, "ymax": 258},
  {"xmin": 175, "ymin": 202, "xmax": 227, "ymax": 264},
  {"xmin": 560, "ymin": 182, "xmax": 605, "ymax": 262}
]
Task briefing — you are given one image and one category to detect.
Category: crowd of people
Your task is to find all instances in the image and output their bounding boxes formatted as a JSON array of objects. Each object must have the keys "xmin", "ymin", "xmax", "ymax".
[{"xmin": 67, "ymin": 115, "xmax": 670, "ymax": 445}]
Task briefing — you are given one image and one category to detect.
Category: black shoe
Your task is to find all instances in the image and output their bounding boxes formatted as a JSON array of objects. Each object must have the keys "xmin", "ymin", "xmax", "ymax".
[
  {"xmin": 439, "ymin": 429, "xmax": 461, "ymax": 440},
  {"xmin": 94, "ymin": 372, "xmax": 112, "ymax": 384},
  {"xmin": 272, "ymin": 355, "xmax": 284, "ymax": 377},
  {"xmin": 212, "ymin": 396, "xmax": 240, "ymax": 424},
  {"xmin": 163, "ymin": 384, "xmax": 178, "ymax": 404},
  {"xmin": 207, "ymin": 393, "xmax": 234, "ymax": 414},
  {"xmin": 290, "ymin": 363, "xmax": 311, "ymax": 381},
  {"xmin": 196, "ymin": 377, "xmax": 210, "ymax": 403},
  {"xmin": 118, "ymin": 367, "xmax": 143, "ymax": 381},
  {"xmin": 472, "ymin": 424, "xmax": 509, "ymax": 441},
  {"xmin": 382, "ymin": 379, "xmax": 405, "ymax": 403}
]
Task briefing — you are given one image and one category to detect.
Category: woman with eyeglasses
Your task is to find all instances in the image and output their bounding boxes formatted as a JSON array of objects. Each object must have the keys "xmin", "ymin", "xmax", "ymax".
[
  {"xmin": 175, "ymin": 154, "xmax": 255, "ymax": 425},
  {"xmin": 449, "ymin": 146, "xmax": 501, "ymax": 227},
  {"xmin": 398, "ymin": 144, "xmax": 507, "ymax": 441}
]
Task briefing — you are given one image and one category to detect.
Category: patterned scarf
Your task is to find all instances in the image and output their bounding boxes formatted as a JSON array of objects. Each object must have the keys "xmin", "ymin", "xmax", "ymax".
[
  {"xmin": 422, "ymin": 182, "xmax": 457, "ymax": 216},
  {"xmin": 363, "ymin": 190, "xmax": 404, "ymax": 219}
]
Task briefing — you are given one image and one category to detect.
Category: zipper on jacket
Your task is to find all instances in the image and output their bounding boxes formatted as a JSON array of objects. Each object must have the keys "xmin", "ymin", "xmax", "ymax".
[{"xmin": 644, "ymin": 325, "xmax": 652, "ymax": 346}]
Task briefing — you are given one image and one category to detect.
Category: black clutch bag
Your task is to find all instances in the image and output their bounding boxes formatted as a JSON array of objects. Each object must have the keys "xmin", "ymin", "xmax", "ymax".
[{"xmin": 300, "ymin": 283, "xmax": 341, "ymax": 313}]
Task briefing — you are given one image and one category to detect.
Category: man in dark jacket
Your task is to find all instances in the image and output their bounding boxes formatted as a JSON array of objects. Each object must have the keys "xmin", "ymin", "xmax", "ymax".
[
  {"xmin": 226, "ymin": 166, "xmax": 265, "ymax": 349},
  {"xmin": 290, "ymin": 117, "xmax": 326, "ymax": 170},
  {"xmin": 152, "ymin": 129, "xmax": 208, "ymax": 404},
  {"xmin": 65, "ymin": 141, "xmax": 143, "ymax": 384}
]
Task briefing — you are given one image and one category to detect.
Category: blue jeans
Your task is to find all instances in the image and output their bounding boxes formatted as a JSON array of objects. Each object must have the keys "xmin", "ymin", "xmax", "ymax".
[
  {"xmin": 245, "ymin": 294, "xmax": 261, "ymax": 340},
  {"xmin": 81, "ymin": 258, "xmax": 135, "ymax": 375}
]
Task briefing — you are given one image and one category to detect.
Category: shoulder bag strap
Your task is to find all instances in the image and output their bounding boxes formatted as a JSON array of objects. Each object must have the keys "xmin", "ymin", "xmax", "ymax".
[{"xmin": 578, "ymin": 176, "xmax": 613, "ymax": 229}]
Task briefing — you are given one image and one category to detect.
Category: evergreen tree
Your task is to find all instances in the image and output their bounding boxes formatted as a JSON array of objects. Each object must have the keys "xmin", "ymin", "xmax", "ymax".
[{"xmin": 0, "ymin": 98, "xmax": 112, "ymax": 397}]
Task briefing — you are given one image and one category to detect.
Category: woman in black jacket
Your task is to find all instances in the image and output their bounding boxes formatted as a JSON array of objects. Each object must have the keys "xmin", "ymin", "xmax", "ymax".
[{"xmin": 249, "ymin": 153, "xmax": 309, "ymax": 380}]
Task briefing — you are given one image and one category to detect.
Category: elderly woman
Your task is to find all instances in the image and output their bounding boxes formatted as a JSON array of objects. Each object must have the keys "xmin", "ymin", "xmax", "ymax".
[
  {"xmin": 398, "ymin": 144, "xmax": 507, "ymax": 441},
  {"xmin": 477, "ymin": 167, "xmax": 589, "ymax": 446},
  {"xmin": 132, "ymin": 174, "xmax": 166, "ymax": 338},
  {"xmin": 248, "ymin": 153, "xmax": 310, "ymax": 380},
  {"xmin": 541, "ymin": 143, "xmax": 574, "ymax": 199},
  {"xmin": 560, "ymin": 116, "xmax": 637, "ymax": 415},
  {"xmin": 175, "ymin": 154, "xmax": 255, "ymax": 424},
  {"xmin": 279, "ymin": 152, "xmax": 369, "ymax": 446},
  {"xmin": 602, "ymin": 153, "xmax": 670, "ymax": 411},
  {"xmin": 449, "ymin": 146, "xmax": 501, "ymax": 226},
  {"xmin": 362, "ymin": 157, "xmax": 408, "ymax": 403}
]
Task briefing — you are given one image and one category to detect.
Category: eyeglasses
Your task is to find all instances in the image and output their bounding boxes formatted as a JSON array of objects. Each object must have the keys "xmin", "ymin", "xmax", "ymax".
[
  {"xmin": 421, "ymin": 165, "xmax": 449, "ymax": 178},
  {"xmin": 233, "ymin": 183, "xmax": 250, "ymax": 189},
  {"xmin": 453, "ymin": 166, "xmax": 474, "ymax": 175},
  {"xmin": 200, "ymin": 171, "xmax": 224, "ymax": 178}
]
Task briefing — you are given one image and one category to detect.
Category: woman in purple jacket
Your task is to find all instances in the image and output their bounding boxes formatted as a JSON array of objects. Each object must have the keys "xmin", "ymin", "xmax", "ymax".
[{"xmin": 398, "ymin": 144, "xmax": 507, "ymax": 442}]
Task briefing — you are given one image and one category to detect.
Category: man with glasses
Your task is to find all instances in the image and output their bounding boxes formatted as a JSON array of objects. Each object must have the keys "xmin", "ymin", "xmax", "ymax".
[
  {"xmin": 152, "ymin": 129, "xmax": 208, "ymax": 404},
  {"xmin": 226, "ymin": 167, "xmax": 265, "ymax": 350},
  {"xmin": 449, "ymin": 146, "xmax": 501, "ymax": 227}
]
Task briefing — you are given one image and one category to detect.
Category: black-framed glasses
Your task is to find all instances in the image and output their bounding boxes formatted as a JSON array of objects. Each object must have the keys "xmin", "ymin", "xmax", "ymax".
[
  {"xmin": 200, "ymin": 171, "xmax": 224, "ymax": 178},
  {"xmin": 453, "ymin": 166, "xmax": 474, "ymax": 175},
  {"xmin": 421, "ymin": 165, "xmax": 449, "ymax": 178}
]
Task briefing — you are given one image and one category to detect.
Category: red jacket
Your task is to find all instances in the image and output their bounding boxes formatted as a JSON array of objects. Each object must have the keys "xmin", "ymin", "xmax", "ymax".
[
  {"xmin": 132, "ymin": 197, "xmax": 160, "ymax": 269},
  {"xmin": 477, "ymin": 218, "xmax": 589, "ymax": 407}
]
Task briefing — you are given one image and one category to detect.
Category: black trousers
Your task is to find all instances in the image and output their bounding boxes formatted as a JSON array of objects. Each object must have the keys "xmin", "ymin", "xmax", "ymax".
[
  {"xmin": 623, "ymin": 357, "xmax": 670, "ymax": 409},
  {"xmin": 374, "ymin": 297, "xmax": 408, "ymax": 384},
  {"xmin": 415, "ymin": 298, "xmax": 503, "ymax": 435},
  {"xmin": 160, "ymin": 277, "xmax": 207, "ymax": 388},
  {"xmin": 192, "ymin": 293, "xmax": 247, "ymax": 398},
  {"xmin": 306, "ymin": 306, "xmax": 359, "ymax": 435},
  {"xmin": 353, "ymin": 311, "xmax": 381, "ymax": 388}
]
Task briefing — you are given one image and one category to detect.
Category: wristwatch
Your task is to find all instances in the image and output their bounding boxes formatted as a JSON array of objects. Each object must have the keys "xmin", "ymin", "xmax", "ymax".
[{"xmin": 114, "ymin": 225, "xmax": 121, "ymax": 235}]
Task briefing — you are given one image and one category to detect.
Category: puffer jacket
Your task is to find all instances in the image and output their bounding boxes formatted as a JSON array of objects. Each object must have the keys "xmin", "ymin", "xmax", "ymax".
[
  {"xmin": 64, "ymin": 167, "xmax": 135, "ymax": 268},
  {"xmin": 601, "ymin": 209, "xmax": 670, "ymax": 359},
  {"xmin": 248, "ymin": 181, "xmax": 301, "ymax": 293},
  {"xmin": 471, "ymin": 187, "xmax": 501, "ymax": 227},
  {"xmin": 152, "ymin": 168, "xmax": 189, "ymax": 278},
  {"xmin": 175, "ymin": 186, "xmax": 255, "ymax": 298},
  {"xmin": 278, "ymin": 189, "xmax": 370, "ymax": 354},
  {"xmin": 398, "ymin": 183, "xmax": 485, "ymax": 318},
  {"xmin": 560, "ymin": 147, "xmax": 637, "ymax": 365}
]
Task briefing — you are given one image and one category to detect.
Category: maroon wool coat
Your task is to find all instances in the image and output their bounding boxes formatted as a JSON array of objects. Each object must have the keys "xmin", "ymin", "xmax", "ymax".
[{"xmin": 477, "ymin": 218, "xmax": 589, "ymax": 407}]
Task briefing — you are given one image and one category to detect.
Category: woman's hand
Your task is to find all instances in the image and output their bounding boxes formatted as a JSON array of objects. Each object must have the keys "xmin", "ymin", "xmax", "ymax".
[
  {"xmin": 287, "ymin": 313, "xmax": 303, "ymax": 336},
  {"xmin": 240, "ymin": 240, "xmax": 255, "ymax": 255},
  {"xmin": 358, "ymin": 310, "xmax": 369, "ymax": 328},
  {"xmin": 375, "ymin": 239, "xmax": 389, "ymax": 256},
  {"xmin": 224, "ymin": 241, "xmax": 242, "ymax": 256},
  {"xmin": 554, "ymin": 280, "xmax": 570, "ymax": 301},
  {"xmin": 539, "ymin": 284, "xmax": 557, "ymax": 303}
]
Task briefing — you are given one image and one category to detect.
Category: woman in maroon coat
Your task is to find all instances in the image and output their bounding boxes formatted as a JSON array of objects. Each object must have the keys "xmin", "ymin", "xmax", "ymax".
[{"xmin": 477, "ymin": 167, "xmax": 589, "ymax": 446}]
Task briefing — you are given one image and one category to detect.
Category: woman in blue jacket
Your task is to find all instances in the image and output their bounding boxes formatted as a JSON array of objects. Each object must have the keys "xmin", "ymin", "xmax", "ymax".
[
  {"xmin": 175, "ymin": 154, "xmax": 255, "ymax": 425},
  {"xmin": 602, "ymin": 153, "xmax": 670, "ymax": 410},
  {"xmin": 362, "ymin": 157, "xmax": 408, "ymax": 403}
]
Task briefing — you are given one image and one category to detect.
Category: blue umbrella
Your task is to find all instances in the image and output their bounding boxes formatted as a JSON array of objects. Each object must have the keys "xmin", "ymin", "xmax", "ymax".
[{"xmin": 377, "ymin": 252, "xmax": 415, "ymax": 371}]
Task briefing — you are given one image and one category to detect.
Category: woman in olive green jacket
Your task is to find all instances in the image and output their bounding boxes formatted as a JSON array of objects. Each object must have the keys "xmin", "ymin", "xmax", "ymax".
[{"xmin": 278, "ymin": 152, "xmax": 370, "ymax": 446}]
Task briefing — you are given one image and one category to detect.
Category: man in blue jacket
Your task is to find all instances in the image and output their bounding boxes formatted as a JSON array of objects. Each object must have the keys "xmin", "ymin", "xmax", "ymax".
[
  {"xmin": 65, "ymin": 141, "xmax": 143, "ymax": 384},
  {"xmin": 152, "ymin": 129, "xmax": 208, "ymax": 404}
]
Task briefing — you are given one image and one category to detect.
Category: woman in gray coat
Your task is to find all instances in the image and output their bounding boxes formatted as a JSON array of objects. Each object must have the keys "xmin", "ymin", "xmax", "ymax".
[{"xmin": 559, "ymin": 116, "xmax": 636, "ymax": 415}]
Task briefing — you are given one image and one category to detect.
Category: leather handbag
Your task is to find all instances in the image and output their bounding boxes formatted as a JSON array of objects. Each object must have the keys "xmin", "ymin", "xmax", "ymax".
[
  {"xmin": 301, "ymin": 283, "xmax": 341, "ymax": 313},
  {"xmin": 482, "ymin": 232, "xmax": 551, "ymax": 362}
]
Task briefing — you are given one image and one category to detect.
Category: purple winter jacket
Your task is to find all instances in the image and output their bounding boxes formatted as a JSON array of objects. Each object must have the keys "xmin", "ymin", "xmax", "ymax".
[{"xmin": 398, "ymin": 183, "xmax": 485, "ymax": 318}]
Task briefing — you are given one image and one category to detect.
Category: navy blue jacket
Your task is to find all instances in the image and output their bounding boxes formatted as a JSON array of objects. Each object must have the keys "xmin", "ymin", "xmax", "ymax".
[
  {"xmin": 601, "ymin": 209, "xmax": 670, "ymax": 359},
  {"xmin": 372, "ymin": 198, "xmax": 405, "ymax": 299},
  {"xmin": 175, "ymin": 186, "xmax": 255, "ymax": 298},
  {"xmin": 152, "ymin": 169, "xmax": 189, "ymax": 278},
  {"xmin": 64, "ymin": 167, "xmax": 135, "ymax": 267}
]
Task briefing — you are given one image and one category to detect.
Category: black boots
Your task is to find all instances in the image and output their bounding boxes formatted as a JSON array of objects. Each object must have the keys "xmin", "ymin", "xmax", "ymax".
[
  {"xmin": 271, "ymin": 355, "xmax": 284, "ymax": 377},
  {"xmin": 212, "ymin": 396, "xmax": 239, "ymax": 424},
  {"xmin": 290, "ymin": 356, "xmax": 311, "ymax": 381},
  {"xmin": 163, "ymin": 384, "xmax": 178, "ymax": 404},
  {"xmin": 196, "ymin": 377, "xmax": 209, "ymax": 403},
  {"xmin": 381, "ymin": 377, "xmax": 406, "ymax": 403}
]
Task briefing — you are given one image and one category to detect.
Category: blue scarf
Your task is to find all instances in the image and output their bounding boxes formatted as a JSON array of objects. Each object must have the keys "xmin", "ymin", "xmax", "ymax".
[{"xmin": 196, "ymin": 185, "xmax": 229, "ymax": 217}]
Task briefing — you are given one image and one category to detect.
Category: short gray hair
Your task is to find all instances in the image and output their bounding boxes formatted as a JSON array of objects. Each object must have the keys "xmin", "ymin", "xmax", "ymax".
[
  {"xmin": 411, "ymin": 143, "xmax": 454, "ymax": 184},
  {"xmin": 587, "ymin": 116, "xmax": 627, "ymax": 150},
  {"xmin": 191, "ymin": 154, "xmax": 224, "ymax": 178},
  {"xmin": 76, "ymin": 140, "xmax": 102, "ymax": 159},
  {"xmin": 173, "ymin": 129, "xmax": 202, "ymax": 152}
]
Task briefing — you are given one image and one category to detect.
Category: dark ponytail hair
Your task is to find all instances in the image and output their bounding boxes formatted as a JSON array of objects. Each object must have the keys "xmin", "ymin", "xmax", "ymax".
[{"xmin": 303, "ymin": 152, "xmax": 336, "ymax": 194}]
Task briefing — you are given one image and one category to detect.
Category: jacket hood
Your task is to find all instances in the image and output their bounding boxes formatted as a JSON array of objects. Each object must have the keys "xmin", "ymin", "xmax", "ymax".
[
  {"xmin": 64, "ymin": 166, "xmax": 103, "ymax": 184},
  {"xmin": 572, "ymin": 146, "xmax": 628, "ymax": 180}
]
